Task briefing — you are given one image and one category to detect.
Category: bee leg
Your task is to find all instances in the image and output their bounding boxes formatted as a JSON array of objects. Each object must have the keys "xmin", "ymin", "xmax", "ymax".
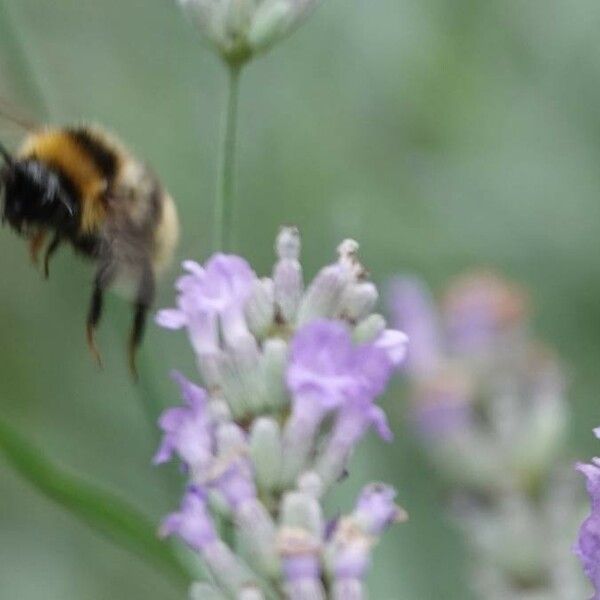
[
  {"xmin": 43, "ymin": 233, "xmax": 61, "ymax": 279},
  {"xmin": 86, "ymin": 262, "xmax": 115, "ymax": 369},
  {"xmin": 128, "ymin": 264, "xmax": 155, "ymax": 380},
  {"xmin": 29, "ymin": 230, "xmax": 47, "ymax": 266}
]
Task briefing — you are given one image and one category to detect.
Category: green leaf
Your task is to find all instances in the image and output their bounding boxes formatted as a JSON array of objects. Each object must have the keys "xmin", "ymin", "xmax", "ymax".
[{"xmin": 0, "ymin": 417, "xmax": 193, "ymax": 590}]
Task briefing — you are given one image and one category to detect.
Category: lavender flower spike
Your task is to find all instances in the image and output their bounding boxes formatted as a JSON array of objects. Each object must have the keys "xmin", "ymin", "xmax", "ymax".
[
  {"xmin": 575, "ymin": 429, "xmax": 600, "ymax": 599},
  {"xmin": 155, "ymin": 230, "xmax": 407, "ymax": 599}
]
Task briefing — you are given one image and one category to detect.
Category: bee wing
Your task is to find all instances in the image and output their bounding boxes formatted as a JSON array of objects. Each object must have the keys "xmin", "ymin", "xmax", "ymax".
[
  {"xmin": 0, "ymin": 96, "xmax": 41, "ymax": 133},
  {"xmin": 0, "ymin": 3, "xmax": 50, "ymax": 152}
]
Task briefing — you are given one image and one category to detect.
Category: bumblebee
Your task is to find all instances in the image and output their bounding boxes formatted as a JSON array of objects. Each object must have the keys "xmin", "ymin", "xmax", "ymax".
[{"xmin": 0, "ymin": 125, "xmax": 179, "ymax": 376}]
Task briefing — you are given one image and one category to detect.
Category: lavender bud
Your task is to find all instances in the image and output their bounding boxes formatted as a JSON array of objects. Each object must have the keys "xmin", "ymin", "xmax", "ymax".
[
  {"xmin": 208, "ymin": 398, "xmax": 232, "ymax": 423},
  {"xmin": 259, "ymin": 338, "xmax": 289, "ymax": 410},
  {"xmin": 249, "ymin": 417, "xmax": 283, "ymax": 493},
  {"xmin": 236, "ymin": 498, "xmax": 279, "ymax": 577},
  {"xmin": 340, "ymin": 282, "xmax": 378, "ymax": 322},
  {"xmin": 280, "ymin": 491, "xmax": 323, "ymax": 537},
  {"xmin": 274, "ymin": 259, "xmax": 304, "ymax": 324},
  {"xmin": 280, "ymin": 396, "xmax": 325, "ymax": 485},
  {"xmin": 278, "ymin": 527, "xmax": 326, "ymax": 600},
  {"xmin": 296, "ymin": 265, "xmax": 347, "ymax": 326},
  {"xmin": 220, "ymin": 348, "xmax": 260, "ymax": 417},
  {"xmin": 245, "ymin": 278, "xmax": 275, "ymax": 338},
  {"xmin": 297, "ymin": 471, "xmax": 324, "ymax": 499},
  {"xmin": 336, "ymin": 239, "xmax": 361, "ymax": 273},
  {"xmin": 215, "ymin": 421, "xmax": 247, "ymax": 455},
  {"xmin": 279, "ymin": 484, "xmax": 325, "ymax": 598},
  {"xmin": 206, "ymin": 539, "xmax": 258, "ymax": 596},
  {"xmin": 353, "ymin": 313, "xmax": 386, "ymax": 343},
  {"xmin": 276, "ymin": 225, "xmax": 301, "ymax": 259},
  {"xmin": 197, "ymin": 351, "xmax": 224, "ymax": 389},
  {"xmin": 273, "ymin": 226, "xmax": 304, "ymax": 323}
]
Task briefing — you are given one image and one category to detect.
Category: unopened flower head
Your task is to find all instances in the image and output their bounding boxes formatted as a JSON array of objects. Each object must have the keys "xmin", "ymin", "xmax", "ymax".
[
  {"xmin": 155, "ymin": 228, "xmax": 408, "ymax": 598},
  {"xmin": 177, "ymin": 0, "xmax": 322, "ymax": 64}
]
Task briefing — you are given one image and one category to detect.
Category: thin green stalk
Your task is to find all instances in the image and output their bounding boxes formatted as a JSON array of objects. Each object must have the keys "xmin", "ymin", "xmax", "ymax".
[
  {"xmin": 214, "ymin": 64, "xmax": 242, "ymax": 252},
  {"xmin": 0, "ymin": 417, "xmax": 194, "ymax": 589},
  {"xmin": 0, "ymin": 0, "xmax": 52, "ymax": 119}
]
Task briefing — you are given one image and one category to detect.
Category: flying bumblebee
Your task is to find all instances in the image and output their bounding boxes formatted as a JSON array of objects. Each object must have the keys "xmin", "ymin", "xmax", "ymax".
[{"xmin": 0, "ymin": 123, "xmax": 179, "ymax": 377}]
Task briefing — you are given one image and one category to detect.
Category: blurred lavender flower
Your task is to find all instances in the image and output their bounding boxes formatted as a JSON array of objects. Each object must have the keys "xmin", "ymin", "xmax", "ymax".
[
  {"xmin": 575, "ymin": 429, "xmax": 600, "ymax": 599},
  {"xmin": 442, "ymin": 271, "xmax": 529, "ymax": 358},
  {"xmin": 177, "ymin": 0, "xmax": 321, "ymax": 64},
  {"xmin": 155, "ymin": 229, "xmax": 407, "ymax": 598},
  {"xmin": 388, "ymin": 271, "xmax": 586, "ymax": 600}
]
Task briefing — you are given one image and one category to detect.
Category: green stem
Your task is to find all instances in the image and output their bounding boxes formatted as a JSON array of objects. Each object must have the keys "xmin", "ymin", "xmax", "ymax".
[
  {"xmin": 214, "ymin": 63, "xmax": 242, "ymax": 252},
  {"xmin": 0, "ymin": 417, "xmax": 194, "ymax": 589}
]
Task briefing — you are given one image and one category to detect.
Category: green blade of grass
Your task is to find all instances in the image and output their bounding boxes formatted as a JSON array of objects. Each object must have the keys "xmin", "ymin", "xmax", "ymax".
[{"xmin": 0, "ymin": 417, "xmax": 193, "ymax": 590}]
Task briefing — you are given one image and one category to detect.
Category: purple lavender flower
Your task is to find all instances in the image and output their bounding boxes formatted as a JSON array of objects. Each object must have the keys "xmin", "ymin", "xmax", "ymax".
[
  {"xmin": 279, "ymin": 533, "xmax": 325, "ymax": 600},
  {"xmin": 353, "ymin": 483, "xmax": 406, "ymax": 535},
  {"xmin": 286, "ymin": 319, "xmax": 399, "ymax": 405},
  {"xmin": 575, "ymin": 431, "xmax": 600, "ymax": 599},
  {"xmin": 314, "ymin": 401, "xmax": 392, "ymax": 490},
  {"xmin": 160, "ymin": 486, "xmax": 217, "ymax": 552},
  {"xmin": 373, "ymin": 328, "xmax": 409, "ymax": 367},
  {"xmin": 282, "ymin": 320, "xmax": 402, "ymax": 484},
  {"xmin": 387, "ymin": 276, "xmax": 441, "ymax": 377},
  {"xmin": 208, "ymin": 455, "xmax": 257, "ymax": 511},
  {"xmin": 442, "ymin": 271, "xmax": 528, "ymax": 355},
  {"xmin": 278, "ymin": 491, "xmax": 326, "ymax": 600},
  {"xmin": 411, "ymin": 372, "xmax": 474, "ymax": 440},
  {"xmin": 162, "ymin": 487, "xmax": 256, "ymax": 595},
  {"xmin": 153, "ymin": 371, "xmax": 213, "ymax": 468},
  {"xmin": 326, "ymin": 484, "xmax": 406, "ymax": 600},
  {"xmin": 156, "ymin": 254, "xmax": 257, "ymax": 350}
]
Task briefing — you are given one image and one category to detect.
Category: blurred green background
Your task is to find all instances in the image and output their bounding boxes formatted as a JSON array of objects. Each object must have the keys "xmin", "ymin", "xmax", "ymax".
[{"xmin": 1, "ymin": 0, "xmax": 599, "ymax": 598}]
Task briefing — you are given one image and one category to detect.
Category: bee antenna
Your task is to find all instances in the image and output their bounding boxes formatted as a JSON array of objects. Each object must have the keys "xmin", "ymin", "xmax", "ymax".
[{"xmin": 0, "ymin": 141, "xmax": 13, "ymax": 166}]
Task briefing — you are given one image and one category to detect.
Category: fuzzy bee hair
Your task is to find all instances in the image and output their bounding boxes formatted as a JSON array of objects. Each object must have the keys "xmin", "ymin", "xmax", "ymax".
[{"xmin": 0, "ymin": 125, "xmax": 179, "ymax": 376}]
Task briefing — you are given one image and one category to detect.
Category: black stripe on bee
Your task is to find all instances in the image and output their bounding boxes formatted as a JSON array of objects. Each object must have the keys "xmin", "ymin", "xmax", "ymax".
[{"xmin": 66, "ymin": 128, "xmax": 119, "ymax": 181}]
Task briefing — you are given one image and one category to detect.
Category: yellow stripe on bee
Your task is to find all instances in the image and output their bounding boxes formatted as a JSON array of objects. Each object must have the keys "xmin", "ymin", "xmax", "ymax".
[{"xmin": 20, "ymin": 129, "xmax": 109, "ymax": 233}]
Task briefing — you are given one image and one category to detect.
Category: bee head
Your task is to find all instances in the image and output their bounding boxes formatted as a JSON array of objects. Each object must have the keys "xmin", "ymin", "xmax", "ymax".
[{"xmin": 0, "ymin": 147, "xmax": 77, "ymax": 234}]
